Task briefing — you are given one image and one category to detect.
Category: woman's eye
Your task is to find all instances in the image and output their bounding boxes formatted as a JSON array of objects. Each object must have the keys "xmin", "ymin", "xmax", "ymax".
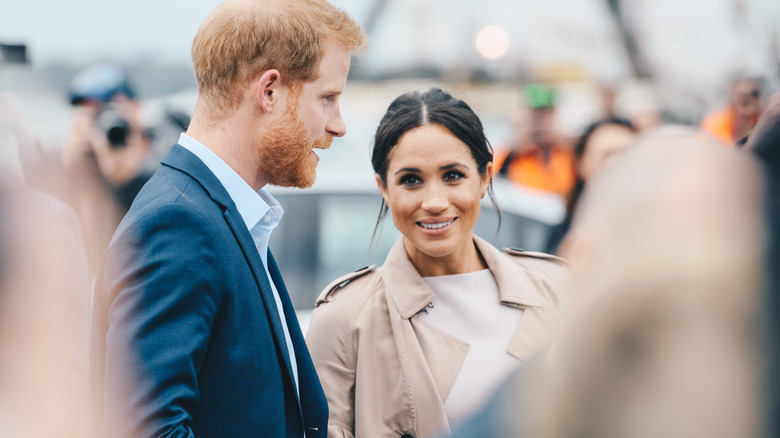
[
  {"xmin": 443, "ymin": 170, "xmax": 465, "ymax": 182},
  {"xmin": 399, "ymin": 174, "xmax": 422, "ymax": 186}
]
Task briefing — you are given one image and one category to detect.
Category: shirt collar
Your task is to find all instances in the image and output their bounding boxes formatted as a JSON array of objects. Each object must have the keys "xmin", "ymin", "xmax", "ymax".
[{"xmin": 177, "ymin": 133, "xmax": 283, "ymax": 231}]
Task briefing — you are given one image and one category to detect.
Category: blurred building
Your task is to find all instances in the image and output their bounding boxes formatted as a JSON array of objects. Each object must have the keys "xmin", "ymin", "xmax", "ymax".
[{"xmin": 1, "ymin": 0, "xmax": 777, "ymax": 141}]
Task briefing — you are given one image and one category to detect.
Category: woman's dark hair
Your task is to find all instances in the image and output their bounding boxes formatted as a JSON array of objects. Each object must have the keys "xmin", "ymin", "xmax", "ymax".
[
  {"xmin": 370, "ymin": 88, "xmax": 499, "ymax": 238},
  {"xmin": 566, "ymin": 117, "xmax": 635, "ymax": 215}
]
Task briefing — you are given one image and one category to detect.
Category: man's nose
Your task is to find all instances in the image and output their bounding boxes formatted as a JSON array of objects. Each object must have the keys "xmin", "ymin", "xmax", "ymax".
[{"xmin": 326, "ymin": 109, "xmax": 346, "ymax": 138}]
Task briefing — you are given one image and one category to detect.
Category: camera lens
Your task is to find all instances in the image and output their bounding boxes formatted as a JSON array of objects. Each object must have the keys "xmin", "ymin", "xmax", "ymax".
[
  {"xmin": 95, "ymin": 105, "xmax": 131, "ymax": 148},
  {"xmin": 105, "ymin": 123, "xmax": 130, "ymax": 148}
]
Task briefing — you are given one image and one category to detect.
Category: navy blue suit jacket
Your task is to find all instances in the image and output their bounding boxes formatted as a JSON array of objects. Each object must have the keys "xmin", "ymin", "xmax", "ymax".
[{"xmin": 91, "ymin": 144, "xmax": 328, "ymax": 437}]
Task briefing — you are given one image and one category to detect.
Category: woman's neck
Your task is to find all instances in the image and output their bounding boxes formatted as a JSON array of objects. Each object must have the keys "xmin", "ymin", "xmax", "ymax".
[{"xmin": 404, "ymin": 237, "xmax": 488, "ymax": 278}]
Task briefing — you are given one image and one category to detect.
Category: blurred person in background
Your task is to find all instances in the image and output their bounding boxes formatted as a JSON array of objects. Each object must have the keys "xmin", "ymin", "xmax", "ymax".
[
  {"xmin": 545, "ymin": 117, "xmax": 636, "ymax": 254},
  {"xmin": 615, "ymin": 81, "xmax": 663, "ymax": 134},
  {"xmin": 743, "ymin": 90, "xmax": 780, "ymax": 438},
  {"xmin": 63, "ymin": 63, "xmax": 189, "ymax": 274},
  {"xmin": 307, "ymin": 88, "xmax": 566, "ymax": 438},
  {"xmin": 90, "ymin": 0, "xmax": 365, "ymax": 437},
  {"xmin": 454, "ymin": 131, "xmax": 766, "ymax": 438},
  {"xmin": 0, "ymin": 124, "xmax": 91, "ymax": 437},
  {"xmin": 0, "ymin": 94, "xmax": 40, "ymax": 183},
  {"xmin": 545, "ymin": 133, "xmax": 766, "ymax": 438},
  {"xmin": 598, "ymin": 83, "xmax": 618, "ymax": 119},
  {"xmin": 493, "ymin": 83, "xmax": 576, "ymax": 197},
  {"xmin": 700, "ymin": 75, "xmax": 763, "ymax": 146}
]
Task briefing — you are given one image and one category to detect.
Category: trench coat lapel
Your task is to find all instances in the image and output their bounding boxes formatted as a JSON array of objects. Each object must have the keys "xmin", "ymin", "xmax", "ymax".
[
  {"xmin": 381, "ymin": 236, "xmax": 545, "ymax": 318},
  {"xmin": 381, "ymin": 239, "xmax": 436, "ymax": 318},
  {"xmin": 381, "ymin": 234, "xmax": 556, "ymax": 397},
  {"xmin": 380, "ymin": 235, "xmax": 559, "ymax": 435},
  {"xmin": 381, "ymin": 238, "xmax": 467, "ymax": 436},
  {"xmin": 474, "ymin": 236, "xmax": 557, "ymax": 361}
]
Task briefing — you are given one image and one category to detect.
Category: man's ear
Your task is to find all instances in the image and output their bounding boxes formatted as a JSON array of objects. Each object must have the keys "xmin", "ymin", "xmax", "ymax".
[
  {"xmin": 256, "ymin": 69, "xmax": 282, "ymax": 113},
  {"xmin": 376, "ymin": 174, "xmax": 390, "ymax": 205}
]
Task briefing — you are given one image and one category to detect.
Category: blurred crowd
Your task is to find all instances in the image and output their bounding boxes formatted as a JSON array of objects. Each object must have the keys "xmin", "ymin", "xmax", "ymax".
[{"xmin": 0, "ymin": 6, "xmax": 779, "ymax": 437}]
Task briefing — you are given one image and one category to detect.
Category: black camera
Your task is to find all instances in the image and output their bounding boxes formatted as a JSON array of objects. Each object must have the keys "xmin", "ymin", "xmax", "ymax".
[{"xmin": 95, "ymin": 104, "xmax": 132, "ymax": 149}]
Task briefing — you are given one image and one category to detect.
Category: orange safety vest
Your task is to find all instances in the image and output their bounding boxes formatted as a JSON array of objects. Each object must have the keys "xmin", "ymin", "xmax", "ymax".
[
  {"xmin": 494, "ymin": 145, "xmax": 576, "ymax": 197},
  {"xmin": 700, "ymin": 107, "xmax": 760, "ymax": 146},
  {"xmin": 700, "ymin": 108, "xmax": 737, "ymax": 146}
]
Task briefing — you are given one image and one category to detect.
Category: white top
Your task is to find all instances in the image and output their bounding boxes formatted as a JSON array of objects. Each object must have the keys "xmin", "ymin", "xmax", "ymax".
[
  {"xmin": 418, "ymin": 269, "xmax": 523, "ymax": 428},
  {"xmin": 177, "ymin": 133, "xmax": 299, "ymax": 395}
]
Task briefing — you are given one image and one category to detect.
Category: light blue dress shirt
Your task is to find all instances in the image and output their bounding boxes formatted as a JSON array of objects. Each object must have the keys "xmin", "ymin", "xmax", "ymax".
[{"xmin": 177, "ymin": 133, "xmax": 300, "ymax": 395}]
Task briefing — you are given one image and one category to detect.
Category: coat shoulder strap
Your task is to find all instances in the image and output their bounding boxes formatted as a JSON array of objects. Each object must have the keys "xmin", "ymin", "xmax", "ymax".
[
  {"xmin": 315, "ymin": 265, "xmax": 376, "ymax": 306},
  {"xmin": 503, "ymin": 247, "xmax": 568, "ymax": 265}
]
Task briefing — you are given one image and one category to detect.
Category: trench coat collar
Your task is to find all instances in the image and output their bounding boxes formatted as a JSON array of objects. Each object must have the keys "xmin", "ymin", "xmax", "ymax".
[{"xmin": 382, "ymin": 235, "xmax": 543, "ymax": 319}]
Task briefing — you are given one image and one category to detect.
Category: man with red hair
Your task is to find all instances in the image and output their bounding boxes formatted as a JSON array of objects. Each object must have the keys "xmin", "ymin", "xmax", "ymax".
[{"xmin": 90, "ymin": 1, "xmax": 366, "ymax": 437}]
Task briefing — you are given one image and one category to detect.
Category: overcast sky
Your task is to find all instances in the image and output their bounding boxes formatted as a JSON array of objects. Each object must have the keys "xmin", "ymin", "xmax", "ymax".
[
  {"xmin": 2, "ymin": 0, "xmax": 778, "ymax": 101},
  {"xmin": 0, "ymin": 0, "xmax": 379, "ymax": 66}
]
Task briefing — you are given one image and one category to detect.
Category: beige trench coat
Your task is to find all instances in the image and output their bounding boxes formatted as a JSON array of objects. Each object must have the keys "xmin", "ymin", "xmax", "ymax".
[{"xmin": 306, "ymin": 236, "xmax": 566, "ymax": 438}]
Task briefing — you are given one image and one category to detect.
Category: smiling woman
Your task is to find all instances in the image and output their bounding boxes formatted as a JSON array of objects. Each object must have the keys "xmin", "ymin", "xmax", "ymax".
[
  {"xmin": 306, "ymin": 88, "xmax": 568, "ymax": 438},
  {"xmin": 379, "ymin": 123, "xmax": 490, "ymax": 277}
]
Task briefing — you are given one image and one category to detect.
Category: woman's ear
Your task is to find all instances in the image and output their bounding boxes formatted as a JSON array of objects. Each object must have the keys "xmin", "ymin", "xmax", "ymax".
[
  {"xmin": 481, "ymin": 162, "xmax": 494, "ymax": 198},
  {"xmin": 256, "ymin": 69, "xmax": 281, "ymax": 113},
  {"xmin": 376, "ymin": 174, "xmax": 390, "ymax": 205}
]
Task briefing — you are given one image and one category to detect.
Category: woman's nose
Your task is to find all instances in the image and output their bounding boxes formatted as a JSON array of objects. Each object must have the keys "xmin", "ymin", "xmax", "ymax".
[{"xmin": 421, "ymin": 187, "xmax": 448, "ymax": 213}]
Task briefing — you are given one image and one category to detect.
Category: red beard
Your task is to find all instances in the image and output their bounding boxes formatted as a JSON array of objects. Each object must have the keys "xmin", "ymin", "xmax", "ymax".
[{"xmin": 258, "ymin": 105, "xmax": 332, "ymax": 188}]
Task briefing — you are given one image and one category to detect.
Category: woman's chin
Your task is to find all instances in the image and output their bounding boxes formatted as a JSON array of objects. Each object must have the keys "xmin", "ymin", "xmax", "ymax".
[{"xmin": 404, "ymin": 238, "xmax": 458, "ymax": 260}]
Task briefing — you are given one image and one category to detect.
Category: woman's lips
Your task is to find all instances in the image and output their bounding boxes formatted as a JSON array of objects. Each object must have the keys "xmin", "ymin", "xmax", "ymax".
[{"xmin": 416, "ymin": 218, "xmax": 457, "ymax": 235}]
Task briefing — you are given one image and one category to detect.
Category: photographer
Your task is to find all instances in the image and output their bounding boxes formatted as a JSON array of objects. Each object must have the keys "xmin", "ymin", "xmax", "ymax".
[{"xmin": 62, "ymin": 64, "xmax": 187, "ymax": 274}]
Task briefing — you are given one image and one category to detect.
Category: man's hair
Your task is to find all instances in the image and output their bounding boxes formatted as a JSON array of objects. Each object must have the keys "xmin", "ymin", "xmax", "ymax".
[{"xmin": 192, "ymin": 0, "xmax": 366, "ymax": 118}]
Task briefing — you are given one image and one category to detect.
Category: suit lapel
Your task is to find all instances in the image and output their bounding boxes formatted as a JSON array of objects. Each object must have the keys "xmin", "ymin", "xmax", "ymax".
[
  {"xmin": 268, "ymin": 251, "xmax": 329, "ymax": 437},
  {"xmin": 161, "ymin": 144, "xmax": 233, "ymax": 210},
  {"xmin": 221, "ymin": 208, "xmax": 296, "ymax": 384},
  {"xmin": 161, "ymin": 144, "xmax": 298, "ymax": 398}
]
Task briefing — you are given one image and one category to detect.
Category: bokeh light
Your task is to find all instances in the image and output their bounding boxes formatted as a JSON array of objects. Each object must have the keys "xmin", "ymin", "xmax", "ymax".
[{"xmin": 475, "ymin": 25, "xmax": 510, "ymax": 60}]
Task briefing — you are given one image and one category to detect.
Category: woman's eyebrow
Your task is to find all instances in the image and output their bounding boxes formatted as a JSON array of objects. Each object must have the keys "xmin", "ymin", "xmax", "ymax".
[
  {"xmin": 394, "ymin": 167, "xmax": 421, "ymax": 175},
  {"xmin": 394, "ymin": 163, "xmax": 469, "ymax": 175},
  {"xmin": 439, "ymin": 162, "xmax": 468, "ymax": 171}
]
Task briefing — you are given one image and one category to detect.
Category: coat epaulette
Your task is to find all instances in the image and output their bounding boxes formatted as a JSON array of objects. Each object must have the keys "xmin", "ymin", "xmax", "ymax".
[
  {"xmin": 316, "ymin": 265, "xmax": 376, "ymax": 306},
  {"xmin": 503, "ymin": 247, "xmax": 569, "ymax": 265}
]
